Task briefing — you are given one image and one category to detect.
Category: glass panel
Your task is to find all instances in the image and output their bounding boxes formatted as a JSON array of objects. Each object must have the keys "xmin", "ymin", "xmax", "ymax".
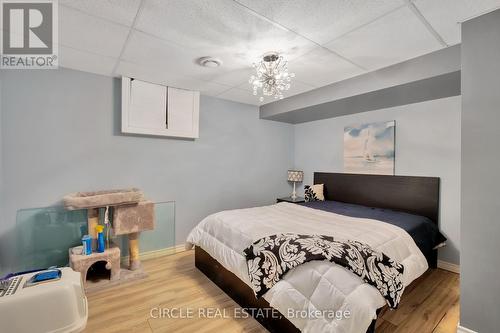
[
  {"xmin": 14, "ymin": 201, "xmax": 175, "ymax": 273},
  {"xmin": 140, "ymin": 201, "xmax": 175, "ymax": 253},
  {"xmin": 15, "ymin": 207, "xmax": 88, "ymax": 272}
]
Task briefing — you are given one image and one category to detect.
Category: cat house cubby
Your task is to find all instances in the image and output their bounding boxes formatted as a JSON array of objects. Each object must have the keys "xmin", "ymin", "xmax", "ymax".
[
  {"xmin": 63, "ymin": 188, "xmax": 155, "ymax": 292},
  {"xmin": 69, "ymin": 245, "xmax": 120, "ymax": 285}
]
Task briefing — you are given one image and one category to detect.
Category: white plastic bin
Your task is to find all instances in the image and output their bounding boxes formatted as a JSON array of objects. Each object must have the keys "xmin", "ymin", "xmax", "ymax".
[{"xmin": 0, "ymin": 267, "xmax": 87, "ymax": 333}]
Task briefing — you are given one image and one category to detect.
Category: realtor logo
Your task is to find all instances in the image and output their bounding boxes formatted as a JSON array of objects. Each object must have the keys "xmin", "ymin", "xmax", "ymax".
[{"xmin": 1, "ymin": 0, "xmax": 58, "ymax": 68}]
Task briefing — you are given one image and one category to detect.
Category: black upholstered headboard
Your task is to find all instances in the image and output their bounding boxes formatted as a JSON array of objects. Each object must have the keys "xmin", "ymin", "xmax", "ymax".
[{"xmin": 313, "ymin": 172, "xmax": 440, "ymax": 224}]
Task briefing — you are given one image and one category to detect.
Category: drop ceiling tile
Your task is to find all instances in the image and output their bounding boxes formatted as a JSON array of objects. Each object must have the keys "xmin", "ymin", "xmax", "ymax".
[
  {"xmin": 196, "ymin": 67, "xmax": 255, "ymax": 89},
  {"xmin": 60, "ymin": 0, "xmax": 141, "ymax": 26},
  {"xmin": 116, "ymin": 60, "xmax": 187, "ymax": 86},
  {"xmin": 414, "ymin": 0, "xmax": 500, "ymax": 45},
  {"xmin": 235, "ymin": 0, "xmax": 405, "ymax": 45},
  {"xmin": 288, "ymin": 47, "xmax": 365, "ymax": 87},
  {"xmin": 116, "ymin": 61, "xmax": 232, "ymax": 96},
  {"xmin": 280, "ymin": 79, "xmax": 316, "ymax": 98},
  {"xmin": 135, "ymin": 0, "xmax": 316, "ymax": 64},
  {"xmin": 59, "ymin": 46, "xmax": 117, "ymax": 77},
  {"xmin": 217, "ymin": 87, "xmax": 262, "ymax": 106},
  {"xmin": 173, "ymin": 78, "xmax": 232, "ymax": 97},
  {"xmin": 59, "ymin": 5, "xmax": 130, "ymax": 58},
  {"xmin": 325, "ymin": 6, "xmax": 443, "ymax": 70},
  {"xmin": 121, "ymin": 30, "xmax": 255, "ymax": 86}
]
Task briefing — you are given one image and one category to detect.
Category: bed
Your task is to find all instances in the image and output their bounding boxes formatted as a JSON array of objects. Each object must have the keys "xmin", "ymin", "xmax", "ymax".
[{"xmin": 187, "ymin": 172, "xmax": 443, "ymax": 333}]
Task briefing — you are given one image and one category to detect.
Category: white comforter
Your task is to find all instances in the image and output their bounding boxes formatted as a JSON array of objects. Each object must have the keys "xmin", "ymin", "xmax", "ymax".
[{"xmin": 186, "ymin": 203, "xmax": 428, "ymax": 333}]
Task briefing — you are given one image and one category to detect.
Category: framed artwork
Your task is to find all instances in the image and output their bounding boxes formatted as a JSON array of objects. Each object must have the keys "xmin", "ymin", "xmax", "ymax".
[{"xmin": 344, "ymin": 121, "xmax": 395, "ymax": 175}]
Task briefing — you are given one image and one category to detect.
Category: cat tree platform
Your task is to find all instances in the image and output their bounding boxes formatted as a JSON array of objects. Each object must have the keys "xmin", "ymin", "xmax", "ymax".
[
  {"xmin": 63, "ymin": 188, "xmax": 143, "ymax": 210},
  {"xmin": 63, "ymin": 188, "xmax": 155, "ymax": 292}
]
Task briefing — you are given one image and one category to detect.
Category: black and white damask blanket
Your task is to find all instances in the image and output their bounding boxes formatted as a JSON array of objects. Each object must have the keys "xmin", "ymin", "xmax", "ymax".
[{"xmin": 243, "ymin": 233, "xmax": 405, "ymax": 309}]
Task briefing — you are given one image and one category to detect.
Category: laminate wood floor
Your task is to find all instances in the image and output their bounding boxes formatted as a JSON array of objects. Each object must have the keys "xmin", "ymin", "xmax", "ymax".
[{"xmin": 84, "ymin": 250, "xmax": 459, "ymax": 333}]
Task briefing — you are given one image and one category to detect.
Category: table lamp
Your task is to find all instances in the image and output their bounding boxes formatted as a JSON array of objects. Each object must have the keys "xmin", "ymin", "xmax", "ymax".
[{"xmin": 287, "ymin": 170, "xmax": 304, "ymax": 200}]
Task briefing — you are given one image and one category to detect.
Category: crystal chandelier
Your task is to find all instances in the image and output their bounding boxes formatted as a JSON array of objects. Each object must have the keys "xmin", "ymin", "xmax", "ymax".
[{"xmin": 249, "ymin": 52, "xmax": 295, "ymax": 102}]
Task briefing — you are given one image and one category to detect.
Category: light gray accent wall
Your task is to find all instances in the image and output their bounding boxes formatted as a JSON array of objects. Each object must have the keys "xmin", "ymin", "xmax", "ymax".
[
  {"xmin": 266, "ymin": 71, "xmax": 460, "ymax": 124},
  {"xmin": 461, "ymin": 9, "xmax": 500, "ymax": 333},
  {"xmin": 260, "ymin": 45, "xmax": 461, "ymax": 119},
  {"xmin": 0, "ymin": 68, "xmax": 294, "ymax": 273},
  {"xmin": 0, "ymin": 79, "xmax": 3, "ymax": 221},
  {"xmin": 294, "ymin": 96, "xmax": 461, "ymax": 264}
]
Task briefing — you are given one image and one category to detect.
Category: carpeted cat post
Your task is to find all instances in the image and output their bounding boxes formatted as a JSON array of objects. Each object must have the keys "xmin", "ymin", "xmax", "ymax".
[{"xmin": 112, "ymin": 200, "xmax": 155, "ymax": 270}]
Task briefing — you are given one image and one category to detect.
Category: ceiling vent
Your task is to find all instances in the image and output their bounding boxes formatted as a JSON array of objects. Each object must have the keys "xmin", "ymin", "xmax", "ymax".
[{"xmin": 198, "ymin": 57, "xmax": 222, "ymax": 68}]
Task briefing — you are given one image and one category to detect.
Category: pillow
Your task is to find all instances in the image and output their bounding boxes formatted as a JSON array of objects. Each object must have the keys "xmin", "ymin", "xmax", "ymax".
[{"xmin": 304, "ymin": 184, "xmax": 325, "ymax": 202}]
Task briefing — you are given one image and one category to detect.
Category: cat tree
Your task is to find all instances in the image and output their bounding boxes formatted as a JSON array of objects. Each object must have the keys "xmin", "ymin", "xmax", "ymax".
[{"xmin": 63, "ymin": 188, "xmax": 154, "ymax": 292}]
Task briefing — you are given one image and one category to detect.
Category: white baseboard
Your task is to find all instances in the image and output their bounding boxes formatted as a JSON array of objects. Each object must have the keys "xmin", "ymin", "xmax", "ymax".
[
  {"xmin": 437, "ymin": 260, "xmax": 460, "ymax": 274},
  {"xmin": 457, "ymin": 324, "xmax": 477, "ymax": 333},
  {"xmin": 120, "ymin": 243, "xmax": 187, "ymax": 265}
]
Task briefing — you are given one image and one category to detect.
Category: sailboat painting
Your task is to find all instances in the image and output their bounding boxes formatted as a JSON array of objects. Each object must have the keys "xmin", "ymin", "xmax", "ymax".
[{"xmin": 344, "ymin": 121, "xmax": 395, "ymax": 175}]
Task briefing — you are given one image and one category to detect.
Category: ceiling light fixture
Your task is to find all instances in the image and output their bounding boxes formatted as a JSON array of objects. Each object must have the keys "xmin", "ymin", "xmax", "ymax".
[{"xmin": 249, "ymin": 52, "xmax": 295, "ymax": 102}]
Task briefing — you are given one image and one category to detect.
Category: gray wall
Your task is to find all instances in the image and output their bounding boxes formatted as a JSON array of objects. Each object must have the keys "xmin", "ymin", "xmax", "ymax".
[
  {"xmin": 294, "ymin": 96, "xmax": 461, "ymax": 264},
  {"xmin": 265, "ymin": 71, "xmax": 461, "ymax": 124},
  {"xmin": 0, "ymin": 68, "xmax": 294, "ymax": 273},
  {"xmin": 461, "ymin": 9, "xmax": 500, "ymax": 332},
  {"xmin": 0, "ymin": 79, "xmax": 3, "ymax": 222},
  {"xmin": 0, "ymin": 79, "xmax": 4, "ymax": 265}
]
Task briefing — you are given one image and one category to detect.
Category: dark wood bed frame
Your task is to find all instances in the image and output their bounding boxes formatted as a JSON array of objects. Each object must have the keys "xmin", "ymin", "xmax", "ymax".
[{"xmin": 195, "ymin": 172, "xmax": 440, "ymax": 333}]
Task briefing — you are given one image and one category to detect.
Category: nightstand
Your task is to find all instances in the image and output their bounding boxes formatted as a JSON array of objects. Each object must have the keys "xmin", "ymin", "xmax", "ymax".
[{"xmin": 277, "ymin": 196, "xmax": 305, "ymax": 204}]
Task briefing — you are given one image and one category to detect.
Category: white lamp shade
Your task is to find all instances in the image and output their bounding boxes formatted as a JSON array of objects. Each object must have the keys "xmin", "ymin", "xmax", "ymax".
[{"xmin": 287, "ymin": 170, "xmax": 304, "ymax": 182}]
